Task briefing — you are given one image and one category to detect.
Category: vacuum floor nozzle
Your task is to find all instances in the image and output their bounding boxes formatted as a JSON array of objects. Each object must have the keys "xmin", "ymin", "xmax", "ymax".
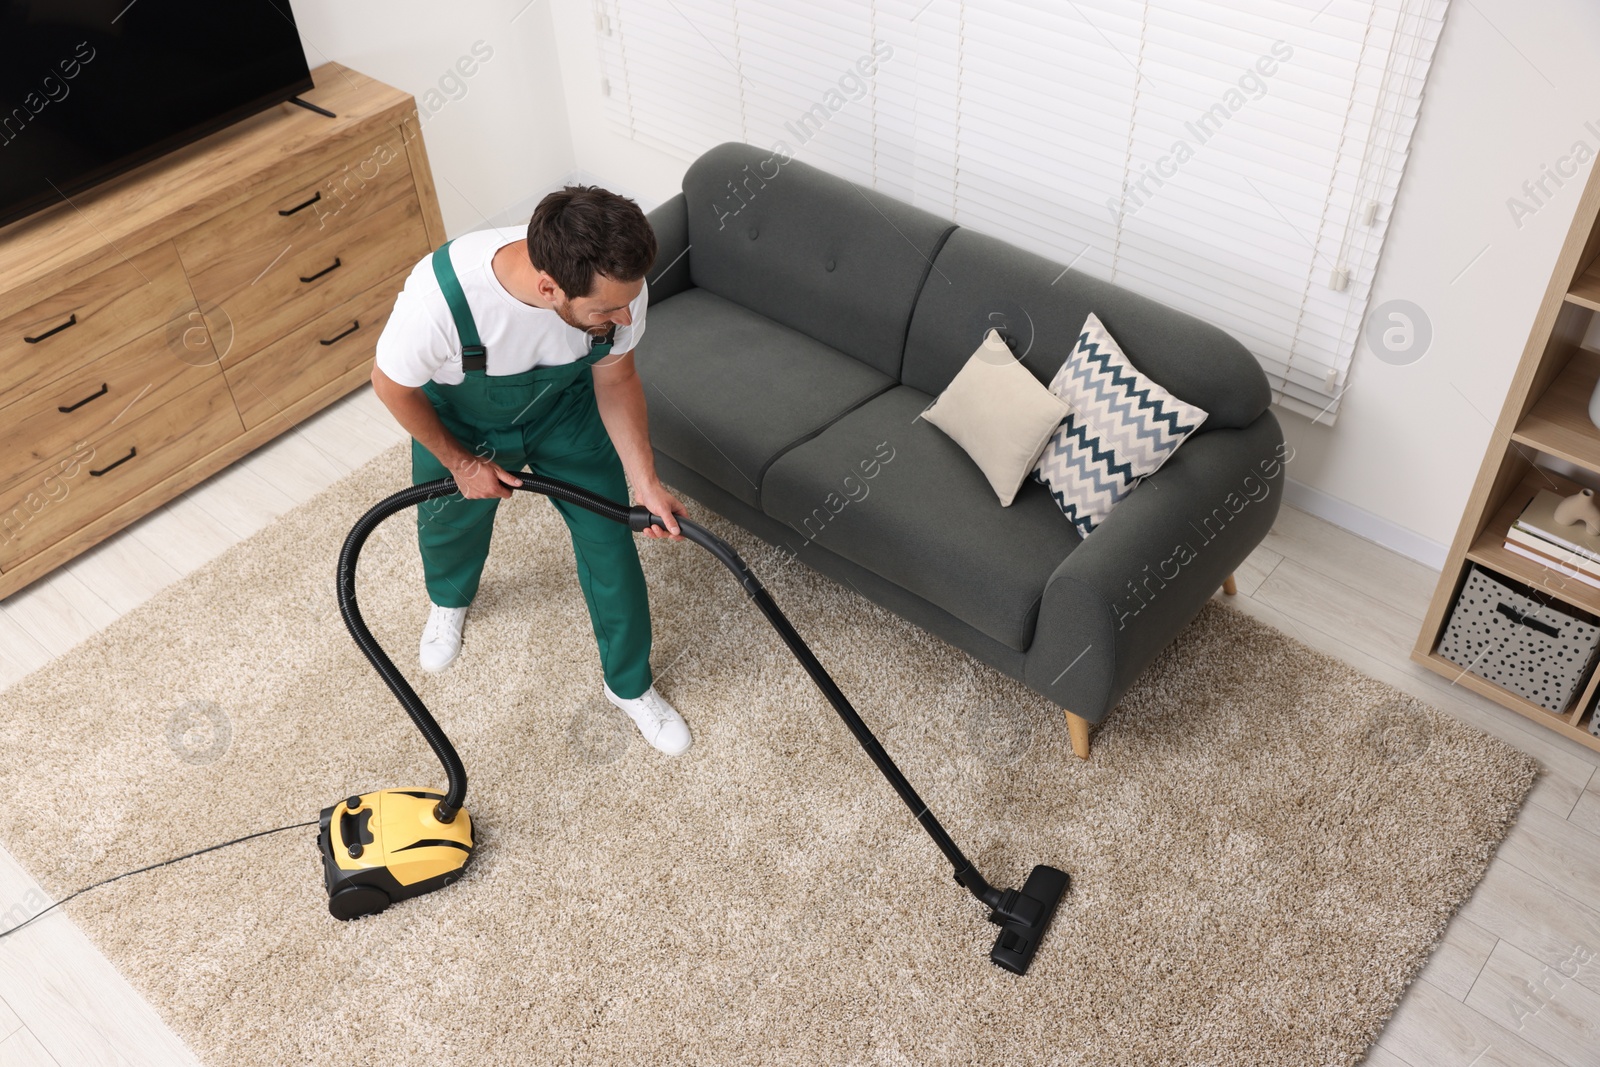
[{"xmin": 987, "ymin": 865, "xmax": 1070, "ymax": 975}]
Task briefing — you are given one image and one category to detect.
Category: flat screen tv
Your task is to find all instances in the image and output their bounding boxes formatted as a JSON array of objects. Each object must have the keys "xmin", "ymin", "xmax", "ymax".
[{"xmin": 0, "ymin": 1, "xmax": 314, "ymax": 229}]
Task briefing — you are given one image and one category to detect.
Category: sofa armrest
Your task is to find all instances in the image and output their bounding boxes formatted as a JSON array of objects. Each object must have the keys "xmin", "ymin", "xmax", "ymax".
[
  {"xmin": 1022, "ymin": 412, "xmax": 1287, "ymax": 722},
  {"xmin": 645, "ymin": 193, "xmax": 693, "ymax": 305}
]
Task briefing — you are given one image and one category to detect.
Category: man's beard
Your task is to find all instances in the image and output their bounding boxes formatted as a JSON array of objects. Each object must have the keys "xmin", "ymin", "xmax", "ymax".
[{"xmin": 551, "ymin": 299, "xmax": 609, "ymax": 339}]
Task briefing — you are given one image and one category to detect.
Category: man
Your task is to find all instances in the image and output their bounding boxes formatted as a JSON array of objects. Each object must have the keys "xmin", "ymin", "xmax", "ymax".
[{"xmin": 371, "ymin": 186, "xmax": 693, "ymax": 756}]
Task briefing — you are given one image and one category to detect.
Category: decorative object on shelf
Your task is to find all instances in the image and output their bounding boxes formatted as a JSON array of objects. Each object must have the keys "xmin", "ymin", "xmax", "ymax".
[
  {"xmin": 1587, "ymin": 371, "xmax": 1600, "ymax": 431},
  {"xmin": 1506, "ymin": 488, "xmax": 1600, "ymax": 589},
  {"xmin": 1438, "ymin": 564, "xmax": 1600, "ymax": 715},
  {"xmin": 1554, "ymin": 486, "xmax": 1600, "ymax": 535}
]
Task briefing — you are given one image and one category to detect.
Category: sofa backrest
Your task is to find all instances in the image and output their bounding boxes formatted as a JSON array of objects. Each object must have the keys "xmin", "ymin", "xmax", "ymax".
[
  {"xmin": 681, "ymin": 142, "xmax": 954, "ymax": 380},
  {"xmin": 900, "ymin": 228, "xmax": 1272, "ymax": 431}
]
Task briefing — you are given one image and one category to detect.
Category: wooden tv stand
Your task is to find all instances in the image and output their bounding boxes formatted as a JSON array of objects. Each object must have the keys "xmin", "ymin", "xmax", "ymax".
[{"xmin": 0, "ymin": 63, "xmax": 442, "ymax": 600}]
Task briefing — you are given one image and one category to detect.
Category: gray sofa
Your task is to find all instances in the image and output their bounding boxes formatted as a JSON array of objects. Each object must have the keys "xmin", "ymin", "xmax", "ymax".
[{"xmin": 635, "ymin": 142, "xmax": 1284, "ymax": 759}]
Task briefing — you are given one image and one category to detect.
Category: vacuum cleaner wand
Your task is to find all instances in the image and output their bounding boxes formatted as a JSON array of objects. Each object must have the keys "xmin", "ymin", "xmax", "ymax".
[{"xmin": 334, "ymin": 473, "xmax": 1068, "ymax": 974}]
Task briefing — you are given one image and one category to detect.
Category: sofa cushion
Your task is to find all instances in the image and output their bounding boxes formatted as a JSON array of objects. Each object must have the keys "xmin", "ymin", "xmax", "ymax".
[
  {"xmin": 922, "ymin": 329, "xmax": 1071, "ymax": 506},
  {"xmin": 1033, "ymin": 312, "xmax": 1210, "ymax": 535},
  {"xmin": 900, "ymin": 227, "xmax": 1271, "ymax": 430},
  {"xmin": 681, "ymin": 142, "xmax": 955, "ymax": 380},
  {"xmin": 633, "ymin": 288, "xmax": 895, "ymax": 510},
  {"xmin": 760, "ymin": 386, "xmax": 1082, "ymax": 652}
]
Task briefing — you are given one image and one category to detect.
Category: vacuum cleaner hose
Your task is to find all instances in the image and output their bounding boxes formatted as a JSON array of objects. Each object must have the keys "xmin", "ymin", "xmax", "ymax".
[
  {"xmin": 335, "ymin": 472, "xmax": 679, "ymax": 824},
  {"xmin": 337, "ymin": 471, "xmax": 1067, "ymax": 971},
  {"xmin": 336, "ymin": 471, "xmax": 981, "ymax": 874},
  {"xmin": 337, "ymin": 478, "xmax": 475, "ymax": 823}
]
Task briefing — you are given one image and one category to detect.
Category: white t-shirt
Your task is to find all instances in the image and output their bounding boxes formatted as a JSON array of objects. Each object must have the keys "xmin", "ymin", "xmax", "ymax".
[{"xmin": 374, "ymin": 226, "xmax": 648, "ymax": 388}]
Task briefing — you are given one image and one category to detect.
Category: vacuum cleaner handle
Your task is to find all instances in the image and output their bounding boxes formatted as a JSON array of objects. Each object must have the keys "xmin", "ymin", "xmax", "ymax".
[
  {"xmin": 523, "ymin": 474, "xmax": 1005, "ymax": 906},
  {"xmin": 624, "ymin": 503, "xmax": 1000, "ymax": 901}
]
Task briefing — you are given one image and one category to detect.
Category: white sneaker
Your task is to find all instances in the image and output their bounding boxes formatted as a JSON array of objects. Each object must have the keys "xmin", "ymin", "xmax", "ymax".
[
  {"xmin": 419, "ymin": 604, "xmax": 469, "ymax": 673},
  {"xmin": 603, "ymin": 682, "xmax": 692, "ymax": 756}
]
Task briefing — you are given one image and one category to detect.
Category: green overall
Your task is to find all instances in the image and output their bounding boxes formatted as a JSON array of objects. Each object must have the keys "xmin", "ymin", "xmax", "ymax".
[{"xmin": 411, "ymin": 240, "xmax": 654, "ymax": 699}]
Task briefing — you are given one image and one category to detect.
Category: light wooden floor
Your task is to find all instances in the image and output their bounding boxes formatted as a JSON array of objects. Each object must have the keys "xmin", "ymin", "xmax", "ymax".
[{"xmin": 1, "ymin": 390, "xmax": 1598, "ymax": 1067}]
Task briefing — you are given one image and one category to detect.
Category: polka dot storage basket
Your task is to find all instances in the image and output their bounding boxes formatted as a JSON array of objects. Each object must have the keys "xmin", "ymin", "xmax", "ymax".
[{"xmin": 1438, "ymin": 563, "xmax": 1600, "ymax": 715}]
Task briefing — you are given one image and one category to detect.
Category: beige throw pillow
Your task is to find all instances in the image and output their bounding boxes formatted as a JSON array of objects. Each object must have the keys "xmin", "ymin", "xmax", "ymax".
[{"xmin": 920, "ymin": 329, "xmax": 1071, "ymax": 506}]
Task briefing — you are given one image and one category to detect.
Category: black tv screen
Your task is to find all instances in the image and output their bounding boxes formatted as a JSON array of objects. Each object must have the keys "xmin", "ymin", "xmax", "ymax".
[{"xmin": 0, "ymin": 0, "xmax": 314, "ymax": 229}]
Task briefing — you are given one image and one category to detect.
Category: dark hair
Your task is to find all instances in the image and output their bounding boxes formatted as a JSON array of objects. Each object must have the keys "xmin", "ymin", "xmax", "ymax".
[{"xmin": 525, "ymin": 186, "xmax": 657, "ymax": 299}]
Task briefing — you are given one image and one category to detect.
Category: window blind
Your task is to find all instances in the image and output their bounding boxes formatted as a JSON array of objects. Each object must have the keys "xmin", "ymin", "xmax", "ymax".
[{"xmin": 595, "ymin": 0, "xmax": 1449, "ymax": 423}]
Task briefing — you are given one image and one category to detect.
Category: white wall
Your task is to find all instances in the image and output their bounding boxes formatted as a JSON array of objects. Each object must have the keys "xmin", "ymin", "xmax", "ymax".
[
  {"xmin": 545, "ymin": 0, "xmax": 686, "ymax": 211},
  {"xmin": 289, "ymin": 0, "xmax": 577, "ymax": 237},
  {"xmin": 1278, "ymin": 1, "xmax": 1600, "ymax": 567}
]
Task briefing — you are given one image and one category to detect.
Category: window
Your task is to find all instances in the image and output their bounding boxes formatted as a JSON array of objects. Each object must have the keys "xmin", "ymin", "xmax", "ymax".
[{"xmin": 596, "ymin": 0, "xmax": 1449, "ymax": 423}]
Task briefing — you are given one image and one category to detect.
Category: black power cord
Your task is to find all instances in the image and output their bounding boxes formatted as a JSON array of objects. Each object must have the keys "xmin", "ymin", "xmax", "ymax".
[{"xmin": 0, "ymin": 820, "xmax": 317, "ymax": 943}]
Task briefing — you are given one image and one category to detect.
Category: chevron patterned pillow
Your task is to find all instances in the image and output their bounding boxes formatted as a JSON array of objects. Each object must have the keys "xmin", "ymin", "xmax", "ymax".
[{"xmin": 1031, "ymin": 312, "xmax": 1209, "ymax": 536}]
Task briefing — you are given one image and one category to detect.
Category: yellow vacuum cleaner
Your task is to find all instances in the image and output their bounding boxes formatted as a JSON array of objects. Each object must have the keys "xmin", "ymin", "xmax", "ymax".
[
  {"xmin": 319, "ymin": 472, "xmax": 1069, "ymax": 975},
  {"xmin": 318, "ymin": 788, "xmax": 471, "ymax": 920}
]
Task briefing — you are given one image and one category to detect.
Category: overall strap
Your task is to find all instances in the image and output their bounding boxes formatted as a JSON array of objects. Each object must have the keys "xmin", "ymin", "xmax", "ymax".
[
  {"xmin": 579, "ymin": 323, "xmax": 619, "ymax": 366},
  {"xmin": 430, "ymin": 240, "xmax": 487, "ymax": 372}
]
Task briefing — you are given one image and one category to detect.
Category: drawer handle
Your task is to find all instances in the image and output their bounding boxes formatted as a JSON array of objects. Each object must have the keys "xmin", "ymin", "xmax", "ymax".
[
  {"xmin": 24, "ymin": 313, "xmax": 77, "ymax": 344},
  {"xmin": 320, "ymin": 320, "xmax": 361, "ymax": 346},
  {"xmin": 300, "ymin": 257, "xmax": 342, "ymax": 284},
  {"xmin": 1495, "ymin": 602, "xmax": 1561, "ymax": 637},
  {"xmin": 58, "ymin": 382, "xmax": 108, "ymax": 413},
  {"xmin": 89, "ymin": 447, "xmax": 137, "ymax": 477},
  {"xmin": 279, "ymin": 191, "xmax": 322, "ymax": 216}
]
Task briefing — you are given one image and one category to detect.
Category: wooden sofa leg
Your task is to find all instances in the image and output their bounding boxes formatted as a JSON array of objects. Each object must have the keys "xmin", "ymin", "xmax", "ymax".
[
  {"xmin": 1221, "ymin": 573, "xmax": 1238, "ymax": 596},
  {"xmin": 1065, "ymin": 711, "xmax": 1092, "ymax": 760}
]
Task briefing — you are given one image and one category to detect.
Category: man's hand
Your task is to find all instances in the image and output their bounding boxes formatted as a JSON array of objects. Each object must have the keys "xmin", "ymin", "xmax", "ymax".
[
  {"xmin": 592, "ymin": 352, "xmax": 685, "ymax": 540},
  {"xmin": 371, "ymin": 368, "xmax": 522, "ymax": 500},
  {"xmin": 448, "ymin": 453, "xmax": 524, "ymax": 500},
  {"xmin": 633, "ymin": 480, "xmax": 687, "ymax": 540}
]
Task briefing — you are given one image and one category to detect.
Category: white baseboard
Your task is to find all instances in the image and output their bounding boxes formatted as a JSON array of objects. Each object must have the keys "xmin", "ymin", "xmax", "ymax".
[{"xmin": 1283, "ymin": 478, "xmax": 1448, "ymax": 571}]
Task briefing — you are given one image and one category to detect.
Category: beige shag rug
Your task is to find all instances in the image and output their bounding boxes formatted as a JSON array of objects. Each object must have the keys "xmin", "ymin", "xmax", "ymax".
[{"xmin": 0, "ymin": 443, "xmax": 1537, "ymax": 1066}]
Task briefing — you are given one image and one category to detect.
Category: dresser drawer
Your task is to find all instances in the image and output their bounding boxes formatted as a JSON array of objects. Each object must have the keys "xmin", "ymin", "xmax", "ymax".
[
  {"xmin": 0, "ymin": 242, "xmax": 195, "ymax": 401},
  {"xmin": 172, "ymin": 129, "xmax": 419, "ymax": 294},
  {"xmin": 196, "ymin": 193, "xmax": 428, "ymax": 365},
  {"xmin": 225, "ymin": 272, "xmax": 405, "ymax": 430},
  {"xmin": 0, "ymin": 328, "xmax": 224, "ymax": 488},
  {"xmin": 0, "ymin": 376, "xmax": 243, "ymax": 570}
]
